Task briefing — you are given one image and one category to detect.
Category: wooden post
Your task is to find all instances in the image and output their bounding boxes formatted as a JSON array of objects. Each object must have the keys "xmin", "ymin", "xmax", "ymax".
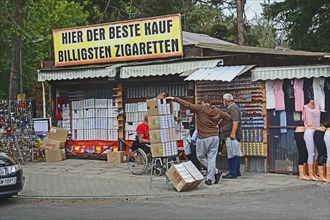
[{"xmin": 42, "ymin": 81, "xmax": 46, "ymax": 118}]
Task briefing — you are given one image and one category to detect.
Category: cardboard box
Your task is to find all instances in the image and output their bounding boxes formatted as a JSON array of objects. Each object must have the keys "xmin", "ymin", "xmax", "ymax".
[
  {"xmin": 149, "ymin": 129, "xmax": 161, "ymax": 144},
  {"xmin": 166, "ymin": 163, "xmax": 195, "ymax": 192},
  {"xmin": 42, "ymin": 126, "xmax": 68, "ymax": 150},
  {"xmin": 45, "ymin": 149, "xmax": 66, "ymax": 162},
  {"xmin": 48, "ymin": 127, "xmax": 69, "ymax": 141},
  {"xmin": 146, "ymin": 99, "xmax": 173, "ymax": 116},
  {"xmin": 107, "ymin": 151, "xmax": 126, "ymax": 164},
  {"xmin": 148, "ymin": 116, "xmax": 160, "ymax": 130},
  {"xmin": 182, "ymin": 161, "xmax": 204, "ymax": 189},
  {"xmin": 151, "ymin": 143, "xmax": 164, "ymax": 157},
  {"xmin": 42, "ymin": 137, "xmax": 66, "ymax": 150},
  {"xmin": 146, "ymin": 99, "xmax": 159, "ymax": 116}
]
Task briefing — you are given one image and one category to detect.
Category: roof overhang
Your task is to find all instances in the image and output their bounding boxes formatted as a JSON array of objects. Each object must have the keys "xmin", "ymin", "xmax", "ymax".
[
  {"xmin": 119, "ymin": 59, "xmax": 222, "ymax": 79},
  {"xmin": 184, "ymin": 65, "xmax": 255, "ymax": 82},
  {"xmin": 196, "ymin": 43, "xmax": 327, "ymax": 57},
  {"xmin": 251, "ymin": 65, "xmax": 330, "ymax": 81},
  {"xmin": 37, "ymin": 64, "xmax": 124, "ymax": 81}
]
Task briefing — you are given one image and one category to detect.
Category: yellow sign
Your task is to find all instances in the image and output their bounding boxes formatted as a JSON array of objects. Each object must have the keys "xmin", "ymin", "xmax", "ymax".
[
  {"xmin": 17, "ymin": 93, "xmax": 26, "ymax": 100},
  {"xmin": 53, "ymin": 14, "xmax": 183, "ymax": 67}
]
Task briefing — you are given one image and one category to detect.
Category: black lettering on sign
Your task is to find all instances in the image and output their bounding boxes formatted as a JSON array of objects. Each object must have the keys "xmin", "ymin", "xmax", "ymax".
[
  {"xmin": 131, "ymin": 43, "xmax": 139, "ymax": 56},
  {"xmin": 139, "ymin": 42, "xmax": 146, "ymax": 55},
  {"xmin": 109, "ymin": 24, "xmax": 141, "ymax": 39},
  {"xmin": 62, "ymin": 31, "xmax": 83, "ymax": 44},
  {"xmin": 112, "ymin": 39, "xmax": 178, "ymax": 58},
  {"xmin": 115, "ymin": 45, "xmax": 121, "ymax": 57},
  {"xmin": 144, "ymin": 19, "xmax": 173, "ymax": 35},
  {"xmin": 109, "ymin": 26, "xmax": 116, "ymax": 39},
  {"xmin": 58, "ymin": 51, "xmax": 64, "ymax": 62},
  {"xmin": 87, "ymin": 28, "xmax": 106, "ymax": 41},
  {"xmin": 57, "ymin": 46, "xmax": 111, "ymax": 62}
]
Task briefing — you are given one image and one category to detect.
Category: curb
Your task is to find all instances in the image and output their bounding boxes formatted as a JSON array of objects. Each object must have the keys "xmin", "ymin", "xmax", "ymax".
[{"xmin": 14, "ymin": 183, "xmax": 320, "ymax": 201}]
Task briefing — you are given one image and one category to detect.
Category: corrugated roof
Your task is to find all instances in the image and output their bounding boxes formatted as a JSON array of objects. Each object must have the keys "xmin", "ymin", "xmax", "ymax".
[
  {"xmin": 119, "ymin": 59, "xmax": 221, "ymax": 79},
  {"xmin": 197, "ymin": 43, "xmax": 327, "ymax": 57},
  {"xmin": 184, "ymin": 65, "xmax": 249, "ymax": 82},
  {"xmin": 251, "ymin": 65, "xmax": 330, "ymax": 81},
  {"xmin": 37, "ymin": 64, "xmax": 123, "ymax": 81},
  {"xmin": 182, "ymin": 31, "xmax": 235, "ymax": 46}
]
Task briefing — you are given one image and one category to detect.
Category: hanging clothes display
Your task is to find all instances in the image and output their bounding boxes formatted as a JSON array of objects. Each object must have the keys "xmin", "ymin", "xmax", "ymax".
[
  {"xmin": 324, "ymin": 78, "xmax": 330, "ymax": 112},
  {"xmin": 313, "ymin": 78, "xmax": 325, "ymax": 112},
  {"xmin": 303, "ymin": 78, "xmax": 314, "ymax": 105},
  {"xmin": 274, "ymin": 79, "xmax": 285, "ymax": 111},
  {"xmin": 294, "ymin": 78, "xmax": 304, "ymax": 112},
  {"xmin": 283, "ymin": 79, "xmax": 295, "ymax": 112},
  {"xmin": 266, "ymin": 80, "xmax": 276, "ymax": 109}
]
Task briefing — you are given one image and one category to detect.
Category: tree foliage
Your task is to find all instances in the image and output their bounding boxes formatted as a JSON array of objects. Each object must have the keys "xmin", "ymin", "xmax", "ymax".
[
  {"xmin": 263, "ymin": 0, "xmax": 330, "ymax": 52},
  {"xmin": 0, "ymin": 0, "xmax": 288, "ymax": 100},
  {"xmin": 0, "ymin": 0, "xmax": 91, "ymax": 99}
]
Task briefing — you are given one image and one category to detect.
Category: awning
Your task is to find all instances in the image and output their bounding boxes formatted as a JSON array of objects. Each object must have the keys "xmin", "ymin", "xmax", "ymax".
[
  {"xmin": 37, "ymin": 64, "xmax": 123, "ymax": 81},
  {"xmin": 119, "ymin": 59, "xmax": 221, "ymax": 79},
  {"xmin": 251, "ymin": 65, "xmax": 330, "ymax": 81},
  {"xmin": 184, "ymin": 65, "xmax": 254, "ymax": 81}
]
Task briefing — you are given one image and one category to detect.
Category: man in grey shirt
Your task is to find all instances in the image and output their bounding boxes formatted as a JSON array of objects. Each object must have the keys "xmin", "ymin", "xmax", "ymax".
[{"xmin": 221, "ymin": 93, "xmax": 242, "ymax": 179}]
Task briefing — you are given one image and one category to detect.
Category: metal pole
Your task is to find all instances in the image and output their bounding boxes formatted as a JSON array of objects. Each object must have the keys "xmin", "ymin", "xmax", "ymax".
[
  {"xmin": 20, "ymin": 45, "xmax": 23, "ymax": 94},
  {"xmin": 42, "ymin": 81, "xmax": 46, "ymax": 118}
]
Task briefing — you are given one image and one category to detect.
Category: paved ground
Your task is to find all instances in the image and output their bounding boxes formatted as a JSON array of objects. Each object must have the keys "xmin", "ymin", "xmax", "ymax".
[{"xmin": 18, "ymin": 159, "xmax": 326, "ymax": 200}]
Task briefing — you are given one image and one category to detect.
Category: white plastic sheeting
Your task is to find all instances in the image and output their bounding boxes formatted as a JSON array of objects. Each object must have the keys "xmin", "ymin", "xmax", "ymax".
[
  {"xmin": 120, "ymin": 59, "xmax": 221, "ymax": 79},
  {"xmin": 184, "ymin": 65, "xmax": 247, "ymax": 82}
]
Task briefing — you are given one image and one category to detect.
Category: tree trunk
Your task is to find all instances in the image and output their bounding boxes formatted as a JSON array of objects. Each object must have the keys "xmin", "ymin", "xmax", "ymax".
[
  {"xmin": 9, "ymin": 35, "xmax": 21, "ymax": 100},
  {"xmin": 236, "ymin": 0, "xmax": 244, "ymax": 45},
  {"xmin": 9, "ymin": 0, "xmax": 23, "ymax": 100}
]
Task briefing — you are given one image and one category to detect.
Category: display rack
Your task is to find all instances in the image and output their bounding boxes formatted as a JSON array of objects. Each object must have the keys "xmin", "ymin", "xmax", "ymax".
[
  {"xmin": 0, "ymin": 99, "xmax": 37, "ymax": 162},
  {"xmin": 197, "ymin": 77, "xmax": 267, "ymax": 171},
  {"xmin": 113, "ymin": 83, "xmax": 125, "ymax": 150},
  {"xmin": 56, "ymin": 87, "xmax": 120, "ymax": 157}
]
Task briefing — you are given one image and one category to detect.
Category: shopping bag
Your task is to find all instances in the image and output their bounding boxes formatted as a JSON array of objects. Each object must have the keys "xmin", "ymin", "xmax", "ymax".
[{"xmin": 225, "ymin": 138, "xmax": 243, "ymax": 159}]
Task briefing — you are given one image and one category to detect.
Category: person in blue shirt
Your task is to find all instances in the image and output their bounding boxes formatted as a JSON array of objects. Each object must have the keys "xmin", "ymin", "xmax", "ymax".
[{"xmin": 185, "ymin": 129, "xmax": 201, "ymax": 170}]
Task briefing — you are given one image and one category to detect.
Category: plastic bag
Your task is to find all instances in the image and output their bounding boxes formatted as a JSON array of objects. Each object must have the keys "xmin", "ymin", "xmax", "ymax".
[{"xmin": 225, "ymin": 138, "xmax": 243, "ymax": 159}]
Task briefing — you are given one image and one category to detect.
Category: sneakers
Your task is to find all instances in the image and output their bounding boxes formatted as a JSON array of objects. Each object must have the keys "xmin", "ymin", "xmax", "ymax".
[
  {"xmin": 214, "ymin": 170, "xmax": 223, "ymax": 184},
  {"xmin": 205, "ymin": 179, "xmax": 212, "ymax": 185}
]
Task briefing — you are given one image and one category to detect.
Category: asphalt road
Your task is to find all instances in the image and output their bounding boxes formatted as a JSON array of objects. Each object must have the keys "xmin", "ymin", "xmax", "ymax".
[{"xmin": 1, "ymin": 185, "xmax": 329, "ymax": 220}]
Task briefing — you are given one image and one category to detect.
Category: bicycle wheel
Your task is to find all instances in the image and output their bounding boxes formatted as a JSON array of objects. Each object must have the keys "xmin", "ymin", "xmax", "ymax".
[{"xmin": 127, "ymin": 148, "xmax": 148, "ymax": 175}]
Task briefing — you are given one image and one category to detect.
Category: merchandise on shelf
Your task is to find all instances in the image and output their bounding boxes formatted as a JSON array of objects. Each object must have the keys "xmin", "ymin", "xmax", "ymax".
[
  {"xmin": 0, "ymin": 99, "xmax": 39, "ymax": 162},
  {"xmin": 197, "ymin": 77, "xmax": 266, "ymax": 157}
]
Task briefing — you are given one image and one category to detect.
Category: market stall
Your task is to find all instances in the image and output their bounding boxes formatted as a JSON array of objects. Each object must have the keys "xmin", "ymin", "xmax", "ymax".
[
  {"xmin": 251, "ymin": 65, "xmax": 330, "ymax": 174},
  {"xmin": 184, "ymin": 65, "xmax": 267, "ymax": 172}
]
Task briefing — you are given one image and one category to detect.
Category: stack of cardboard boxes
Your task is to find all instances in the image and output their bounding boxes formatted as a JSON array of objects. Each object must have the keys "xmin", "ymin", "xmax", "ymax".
[
  {"xmin": 146, "ymin": 99, "xmax": 178, "ymax": 157},
  {"xmin": 166, "ymin": 161, "xmax": 204, "ymax": 192},
  {"xmin": 42, "ymin": 127, "xmax": 68, "ymax": 162}
]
